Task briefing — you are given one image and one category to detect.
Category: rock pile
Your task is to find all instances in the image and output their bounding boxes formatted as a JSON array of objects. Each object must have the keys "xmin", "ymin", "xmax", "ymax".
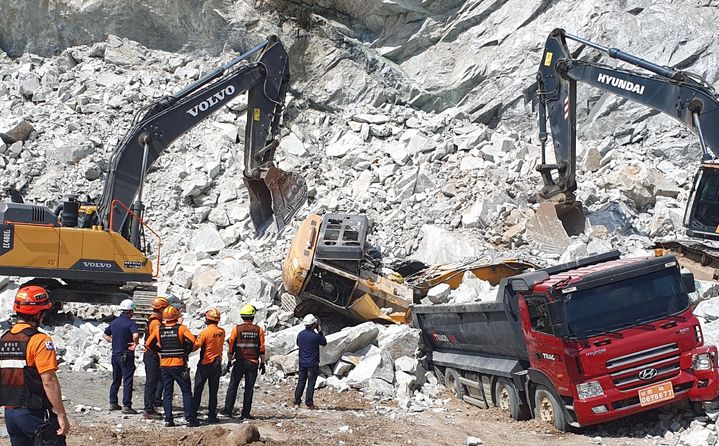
[{"xmin": 268, "ymin": 322, "xmax": 443, "ymax": 410}]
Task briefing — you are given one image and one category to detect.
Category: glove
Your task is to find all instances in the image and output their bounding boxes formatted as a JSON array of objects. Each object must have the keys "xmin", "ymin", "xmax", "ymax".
[
  {"xmin": 181, "ymin": 367, "xmax": 190, "ymax": 381},
  {"xmin": 259, "ymin": 362, "xmax": 266, "ymax": 375},
  {"xmin": 223, "ymin": 362, "xmax": 232, "ymax": 376}
]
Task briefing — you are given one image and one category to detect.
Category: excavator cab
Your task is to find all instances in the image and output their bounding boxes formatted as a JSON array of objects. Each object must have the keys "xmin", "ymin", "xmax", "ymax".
[{"xmin": 685, "ymin": 164, "xmax": 719, "ymax": 240}]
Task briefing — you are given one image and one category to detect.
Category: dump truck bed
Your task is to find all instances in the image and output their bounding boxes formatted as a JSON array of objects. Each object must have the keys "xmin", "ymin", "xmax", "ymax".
[{"xmin": 411, "ymin": 279, "xmax": 528, "ymax": 361}]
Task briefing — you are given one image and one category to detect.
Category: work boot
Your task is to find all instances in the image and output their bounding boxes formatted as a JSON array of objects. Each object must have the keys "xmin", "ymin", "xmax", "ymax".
[
  {"xmin": 206, "ymin": 416, "xmax": 219, "ymax": 424},
  {"xmin": 122, "ymin": 406, "xmax": 138, "ymax": 415},
  {"xmin": 143, "ymin": 411, "xmax": 162, "ymax": 420},
  {"xmin": 306, "ymin": 404, "xmax": 318, "ymax": 410},
  {"xmin": 187, "ymin": 420, "xmax": 201, "ymax": 428},
  {"xmin": 165, "ymin": 420, "xmax": 176, "ymax": 427},
  {"xmin": 292, "ymin": 401, "xmax": 301, "ymax": 409},
  {"xmin": 109, "ymin": 403, "xmax": 122, "ymax": 411},
  {"xmin": 241, "ymin": 414, "xmax": 255, "ymax": 420}
]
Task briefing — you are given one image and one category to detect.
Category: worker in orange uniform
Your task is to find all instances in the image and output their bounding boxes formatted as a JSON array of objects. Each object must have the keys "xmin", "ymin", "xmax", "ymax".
[
  {"xmin": 143, "ymin": 296, "xmax": 168, "ymax": 419},
  {"xmin": 191, "ymin": 308, "xmax": 225, "ymax": 424},
  {"xmin": 0, "ymin": 286, "xmax": 70, "ymax": 445},
  {"xmin": 145, "ymin": 306, "xmax": 199, "ymax": 427},
  {"xmin": 221, "ymin": 304, "xmax": 265, "ymax": 420}
]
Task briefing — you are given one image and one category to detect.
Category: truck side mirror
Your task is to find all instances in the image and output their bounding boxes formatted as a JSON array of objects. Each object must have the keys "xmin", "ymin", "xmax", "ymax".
[{"xmin": 681, "ymin": 272, "xmax": 696, "ymax": 294}]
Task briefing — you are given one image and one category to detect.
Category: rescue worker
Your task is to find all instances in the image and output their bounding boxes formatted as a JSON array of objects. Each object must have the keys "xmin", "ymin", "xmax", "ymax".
[
  {"xmin": 293, "ymin": 314, "xmax": 326, "ymax": 409},
  {"xmin": 191, "ymin": 308, "xmax": 225, "ymax": 423},
  {"xmin": 221, "ymin": 304, "xmax": 265, "ymax": 420},
  {"xmin": 145, "ymin": 306, "xmax": 199, "ymax": 427},
  {"xmin": 0, "ymin": 285, "xmax": 70, "ymax": 445},
  {"xmin": 143, "ymin": 296, "xmax": 168, "ymax": 419},
  {"xmin": 102, "ymin": 298, "xmax": 140, "ymax": 414}
]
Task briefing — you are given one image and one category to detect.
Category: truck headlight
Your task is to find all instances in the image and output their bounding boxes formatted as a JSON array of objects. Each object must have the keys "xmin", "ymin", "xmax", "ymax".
[
  {"xmin": 576, "ymin": 381, "xmax": 604, "ymax": 400},
  {"xmin": 693, "ymin": 353, "xmax": 713, "ymax": 371}
]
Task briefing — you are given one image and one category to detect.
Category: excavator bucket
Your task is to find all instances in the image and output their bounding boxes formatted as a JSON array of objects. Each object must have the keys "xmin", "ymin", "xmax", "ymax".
[
  {"xmin": 246, "ymin": 166, "xmax": 308, "ymax": 237},
  {"xmin": 554, "ymin": 200, "xmax": 587, "ymax": 236}
]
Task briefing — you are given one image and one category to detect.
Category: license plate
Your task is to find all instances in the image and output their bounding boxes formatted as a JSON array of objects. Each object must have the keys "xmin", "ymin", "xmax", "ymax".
[{"xmin": 638, "ymin": 381, "xmax": 674, "ymax": 407}]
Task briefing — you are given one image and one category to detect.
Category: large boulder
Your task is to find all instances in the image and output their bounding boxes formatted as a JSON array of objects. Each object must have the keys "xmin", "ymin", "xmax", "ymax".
[
  {"xmin": 461, "ymin": 190, "xmax": 512, "ymax": 229},
  {"xmin": 271, "ymin": 322, "xmax": 379, "ymax": 374},
  {"xmin": 0, "ymin": 116, "xmax": 35, "ymax": 144},
  {"xmin": 347, "ymin": 350, "xmax": 395, "ymax": 399},
  {"xmin": 525, "ymin": 202, "xmax": 572, "ymax": 255},
  {"xmin": 412, "ymin": 225, "xmax": 482, "ymax": 264},
  {"xmin": 377, "ymin": 324, "xmax": 421, "ymax": 360},
  {"xmin": 265, "ymin": 324, "xmax": 304, "ymax": 357},
  {"xmin": 191, "ymin": 225, "xmax": 226, "ymax": 254}
]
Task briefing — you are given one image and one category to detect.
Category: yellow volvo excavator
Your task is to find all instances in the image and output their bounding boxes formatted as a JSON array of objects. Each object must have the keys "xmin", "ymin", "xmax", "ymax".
[
  {"xmin": 282, "ymin": 213, "xmax": 536, "ymax": 324},
  {"xmin": 0, "ymin": 36, "xmax": 307, "ymax": 314}
]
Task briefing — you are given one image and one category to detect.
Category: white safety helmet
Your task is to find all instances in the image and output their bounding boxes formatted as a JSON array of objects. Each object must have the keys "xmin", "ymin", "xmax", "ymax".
[
  {"xmin": 303, "ymin": 314, "xmax": 318, "ymax": 326},
  {"xmin": 119, "ymin": 299, "xmax": 135, "ymax": 311}
]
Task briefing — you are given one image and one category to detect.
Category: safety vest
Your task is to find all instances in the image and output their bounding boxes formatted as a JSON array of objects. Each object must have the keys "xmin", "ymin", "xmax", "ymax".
[
  {"xmin": 158, "ymin": 326, "xmax": 184, "ymax": 359},
  {"xmin": 148, "ymin": 314, "xmax": 161, "ymax": 327},
  {"xmin": 234, "ymin": 324, "xmax": 260, "ymax": 363},
  {"xmin": 0, "ymin": 328, "xmax": 52, "ymax": 409}
]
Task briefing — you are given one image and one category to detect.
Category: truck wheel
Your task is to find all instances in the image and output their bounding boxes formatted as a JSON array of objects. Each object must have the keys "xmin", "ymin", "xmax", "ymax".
[
  {"xmin": 495, "ymin": 378, "xmax": 530, "ymax": 421},
  {"xmin": 534, "ymin": 385, "xmax": 569, "ymax": 431},
  {"xmin": 444, "ymin": 368, "xmax": 465, "ymax": 399}
]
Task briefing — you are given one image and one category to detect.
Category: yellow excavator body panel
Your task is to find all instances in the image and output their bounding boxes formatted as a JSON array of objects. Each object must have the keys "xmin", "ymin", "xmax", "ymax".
[
  {"xmin": 282, "ymin": 214, "xmax": 322, "ymax": 296},
  {"xmin": 0, "ymin": 223, "xmax": 153, "ymax": 282}
]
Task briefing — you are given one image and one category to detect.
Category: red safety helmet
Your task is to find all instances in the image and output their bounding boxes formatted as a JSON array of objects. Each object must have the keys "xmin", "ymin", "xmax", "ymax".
[
  {"xmin": 162, "ymin": 306, "xmax": 180, "ymax": 322},
  {"xmin": 14, "ymin": 286, "xmax": 52, "ymax": 315},
  {"xmin": 151, "ymin": 297, "xmax": 169, "ymax": 310},
  {"xmin": 205, "ymin": 308, "xmax": 221, "ymax": 322}
]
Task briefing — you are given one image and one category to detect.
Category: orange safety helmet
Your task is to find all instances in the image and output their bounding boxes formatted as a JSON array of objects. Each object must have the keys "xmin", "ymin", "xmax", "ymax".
[
  {"xmin": 151, "ymin": 297, "xmax": 170, "ymax": 310},
  {"xmin": 14, "ymin": 286, "xmax": 52, "ymax": 315},
  {"xmin": 162, "ymin": 306, "xmax": 180, "ymax": 322},
  {"xmin": 205, "ymin": 308, "xmax": 221, "ymax": 322}
]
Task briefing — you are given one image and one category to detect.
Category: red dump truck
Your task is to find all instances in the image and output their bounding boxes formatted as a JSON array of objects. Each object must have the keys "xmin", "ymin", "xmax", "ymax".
[{"xmin": 411, "ymin": 251, "xmax": 719, "ymax": 430}]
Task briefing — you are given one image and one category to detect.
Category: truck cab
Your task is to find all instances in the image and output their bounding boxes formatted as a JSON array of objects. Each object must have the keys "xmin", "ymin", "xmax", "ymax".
[{"xmin": 518, "ymin": 253, "xmax": 718, "ymax": 427}]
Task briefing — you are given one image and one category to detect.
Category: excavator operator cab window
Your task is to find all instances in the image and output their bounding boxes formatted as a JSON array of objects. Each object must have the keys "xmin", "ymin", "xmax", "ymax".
[{"xmin": 690, "ymin": 169, "xmax": 719, "ymax": 231}]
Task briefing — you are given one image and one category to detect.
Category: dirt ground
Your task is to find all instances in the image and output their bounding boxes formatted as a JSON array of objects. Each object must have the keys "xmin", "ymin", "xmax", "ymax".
[{"xmin": 0, "ymin": 370, "xmax": 669, "ymax": 446}]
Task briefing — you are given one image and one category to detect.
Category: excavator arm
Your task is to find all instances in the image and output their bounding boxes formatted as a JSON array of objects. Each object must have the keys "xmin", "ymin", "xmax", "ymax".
[
  {"xmin": 96, "ymin": 36, "xmax": 307, "ymax": 243},
  {"xmin": 536, "ymin": 28, "xmax": 719, "ymax": 239},
  {"xmin": 537, "ymin": 28, "xmax": 719, "ymax": 198}
]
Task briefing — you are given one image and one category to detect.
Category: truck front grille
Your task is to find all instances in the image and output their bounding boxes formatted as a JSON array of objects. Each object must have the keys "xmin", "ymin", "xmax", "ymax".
[{"xmin": 606, "ymin": 343, "xmax": 681, "ymax": 390}]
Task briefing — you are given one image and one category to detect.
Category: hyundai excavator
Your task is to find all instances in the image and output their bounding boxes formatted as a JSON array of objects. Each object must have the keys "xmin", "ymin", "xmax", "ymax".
[
  {"xmin": 0, "ymin": 36, "xmax": 307, "ymax": 320},
  {"xmin": 535, "ymin": 28, "xmax": 719, "ymax": 267}
]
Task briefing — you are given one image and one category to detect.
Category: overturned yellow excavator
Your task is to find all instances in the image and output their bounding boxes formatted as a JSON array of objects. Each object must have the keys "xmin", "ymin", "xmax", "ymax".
[{"xmin": 282, "ymin": 213, "xmax": 536, "ymax": 324}]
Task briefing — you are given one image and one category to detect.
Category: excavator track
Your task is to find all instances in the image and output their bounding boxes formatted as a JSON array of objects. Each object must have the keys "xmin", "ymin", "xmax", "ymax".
[{"xmin": 654, "ymin": 240, "xmax": 719, "ymax": 271}]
